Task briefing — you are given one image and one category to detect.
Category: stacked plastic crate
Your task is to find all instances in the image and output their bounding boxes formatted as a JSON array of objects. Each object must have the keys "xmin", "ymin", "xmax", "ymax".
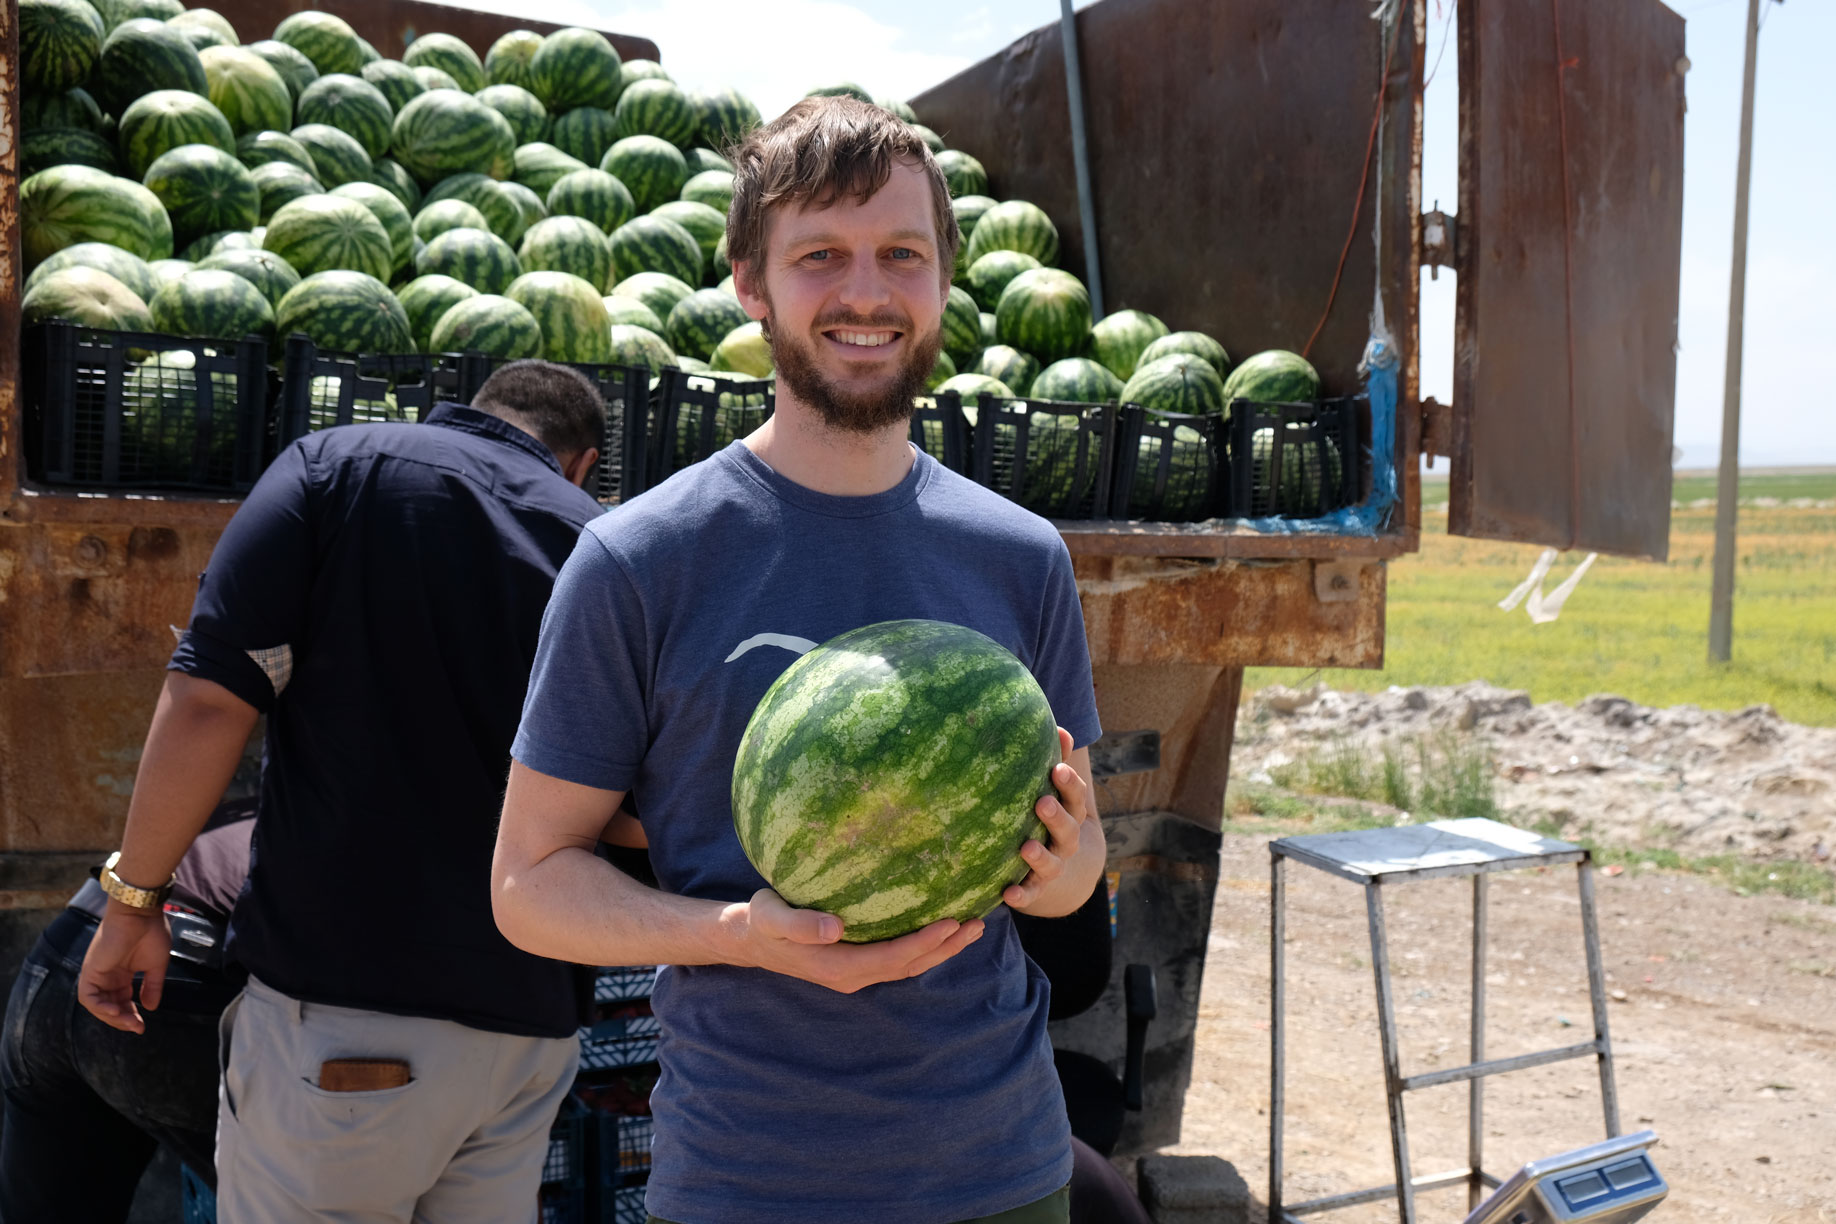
[{"xmin": 568, "ymin": 965, "xmax": 661, "ymax": 1223}]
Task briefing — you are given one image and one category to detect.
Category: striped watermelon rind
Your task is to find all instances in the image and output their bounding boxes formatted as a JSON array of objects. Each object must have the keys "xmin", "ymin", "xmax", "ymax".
[
  {"xmin": 925, "ymin": 349, "xmax": 957, "ymax": 391},
  {"xmin": 679, "ymin": 169, "xmax": 735, "ymax": 214},
  {"xmin": 478, "ymin": 84, "xmax": 551, "ymax": 146},
  {"xmin": 650, "ymin": 200, "xmax": 725, "ymax": 271},
  {"xmin": 1089, "ymin": 309, "xmax": 1171, "ymax": 383},
  {"xmin": 970, "ymin": 346, "xmax": 1040, "ymax": 398},
  {"xmin": 603, "ymin": 295, "xmax": 663, "ymax": 332},
  {"xmin": 413, "ymin": 65, "xmax": 460, "ymax": 94},
  {"xmin": 331, "ymin": 181, "xmax": 416, "ymax": 274},
  {"xmin": 910, "ymin": 124, "xmax": 946, "ymax": 155},
  {"xmin": 21, "ymin": 165, "xmax": 173, "ymax": 269},
  {"xmin": 414, "ymin": 226, "xmax": 522, "ymax": 294},
  {"xmin": 609, "ymin": 271, "xmax": 695, "ymax": 324},
  {"xmin": 995, "ymin": 268, "xmax": 1090, "ymax": 366},
  {"xmin": 600, "ymin": 135, "xmax": 688, "ymax": 215},
  {"xmin": 95, "ymin": 0, "xmax": 180, "ymax": 31},
  {"xmin": 710, "ymin": 321, "xmax": 771, "ymax": 378},
  {"xmin": 197, "ymin": 246, "xmax": 300, "ymax": 309},
  {"xmin": 933, "ymin": 150, "xmax": 988, "ymax": 200},
  {"xmin": 549, "ymin": 107, "xmax": 619, "ymax": 169},
  {"xmin": 937, "ymin": 372, "xmax": 1013, "ymax": 400},
  {"xmin": 1121, "ymin": 353, "xmax": 1225, "ymax": 418},
  {"xmin": 236, "ymin": 129, "xmax": 317, "ymax": 176},
  {"xmin": 962, "ymin": 199, "xmax": 1058, "ymax": 268},
  {"xmin": 262, "ymin": 192, "xmax": 393, "ymax": 281},
  {"xmin": 608, "ymin": 214, "xmax": 701, "ymax": 289},
  {"xmin": 244, "ymin": 38, "xmax": 317, "ymax": 101},
  {"xmin": 684, "ymin": 148, "xmax": 733, "ymax": 176},
  {"xmin": 26, "ymin": 242, "xmax": 160, "ymax": 303},
  {"xmin": 1139, "ymin": 331, "xmax": 1230, "ymax": 379},
  {"xmin": 529, "ymin": 27, "xmax": 623, "ymax": 113},
  {"xmin": 402, "ymin": 32, "xmax": 485, "ymax": 94},
  {"xmin": 22, "ymin": 129, "xmax": 118, "ymax": 178},
  {"xmin": 291, "ymin": 123, "xmax": 372, "ymax": 188},
  {"xmin": 22, "ymin": 266, "xmax": 153, "ymax": 330},
  {"xmin": 296, "ymin": 74, "xmax": 396, "ymax": 161},
  {"xmin": 361, "ymin": 59, "xmax": 425, "ymax": 115},
  {"xmin": 251, "ymin": 161, "xmax": 323, "ymax": 223},
  {"xmin": 964, "ymin": 250, "xmax": 1041, "ymax": 314},
  {"xmin": 94, "ymin": 17, "xmax": 206, "ymax": 117},
  {"xmin": 390, "ymin": 90, "xmax": 513, "ymax": 188},
  {"xmin": 20, "ymin": 0, "xmax": 106, "ymax": 93},
  {"xmin": 941, "ymin": 285, "xmax": 983, "ymax": 368},
  {"xmin": 607, "ymin": 323, "xmax": 676, "ymax": 377},
  {"xmin": 517, "ymin": 215, "xmax": 614, "ymax": 294},
  {"xmin": 503, "ymin": 270, "xmax": 614, "ymax": 364},
  {"xmin": 613, "ymin": 78, "xmax": 698, "ymax": 148},
  {"xmin": 688, "ymin": 88, "xmax": 760, "ymax": 154},
  {"xmin": 272, "ymin": 10, "xmax": 364, "ymax": 78},
  {"xmin": 1028, "ymin": 357, "xmax": 1121, "ymax": 404},
  {"xmin": 547, "ymin": 169, "xmax": 635, "ymax": 235},
  {"xmin": 731, "ymin": 618, "xmax": 1057, "ymax": 944},
  {"xmin": 119, "ymin": 89, "xmax": 235, "ymax": 179},
  {"xmin": 274, "ymin": 269, "xmax": 412, "ymax": 353},
  {"xmin": 665, "ymin": 288, "xmax": 751, "ymax": 363},
  {"xmin": 422, "ymin": 173, "xmax": 526, "ymax": 246},
  {"xmin": 511, "ymin": 143, "xmax": 588, "ymax": 199},
  {"xmin": 413, "ymin": 198, "xmax": 489, "ymax": 241},
  {"xmin": 484, "ymin": 29, "xmax": 543, "ymax": 90},
  {"xmin": 23, "ymin": 84, "xmax": 106, "ymax": 134},
  {"xmin": 149, "ymin": 267, "xmax": 274, "ymax": 341},
  {"xmin": 396, "ymin": 273, "xmax": 478, "ymax": 352},
  {"xmin": 428, "ymin": 293, "xmax": 542, "ymax": 359},
  {"xmin": 198, "ymin": 45, "xmax": 292, "ymax": 139},
  {"xmin": 1221, "ymin": 349, "xmax": 1321, "ymax": 406}
]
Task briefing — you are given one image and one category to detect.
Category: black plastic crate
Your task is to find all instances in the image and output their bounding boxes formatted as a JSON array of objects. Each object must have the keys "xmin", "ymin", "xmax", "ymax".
[
  {"xmin": 591, "ymin": 1109, "xmax": 654, "ymax": 1189},
  {"xmin": 23, "ymin": 321, "xmax": 270, "ymax": 493},
  {"xmin": 1225, "ymin": 395, "xmax": 1365, "ymax": 519},
  {"xmin": 275, "ymin": 336, "xmax": 453, "ymax": 453},
  {"xmin": 578, "ymin": 998, "xmax": 662, "ymax": 1072},
  {"xmin": 649, "ymin": 367, "xmax": 773, "ymax": 489},
  {"xmin": 959, "ymin": 392, "xmax": 1116, "ymax": 519},
  {"xmin": 446, "ymin": 354, "xmax": 653, "ymax": 507},
  {"xmin": 909, "ymin": 395, "xmax": 970, "ymax": 473},
  {"xmin": 541, "ymin": 1095, "xmax": 590, "ymax": 1224},
  {"xmin": 1112, "ymin": 406, "xmax": 1228, "ymax": 522},
  {"xmin": 593, "ymin": 966, "xmax": 657, "ymax": 1004},
  {"xmin": 598, "ymin": 1184, "xmax": 647, "ymax": 1224}
]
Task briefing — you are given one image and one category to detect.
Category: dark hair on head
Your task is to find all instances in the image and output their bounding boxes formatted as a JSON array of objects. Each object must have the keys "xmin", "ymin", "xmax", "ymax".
[
  {"xmin": 471, "ymin": 360, "xmax": 605, "ymax": 463},
  {"xmin": 726, "ymin": 95, "xmax": 959, "ymax": 278}
]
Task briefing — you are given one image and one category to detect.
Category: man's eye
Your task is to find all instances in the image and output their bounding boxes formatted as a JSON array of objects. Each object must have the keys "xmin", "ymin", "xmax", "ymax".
[
  {"xmin": 803, "ymin": 250, "xmax": 830, "ymax": 262},
  {"xmin": 889, "ymin": 248, "xmax": 915, "ymax": 260}
]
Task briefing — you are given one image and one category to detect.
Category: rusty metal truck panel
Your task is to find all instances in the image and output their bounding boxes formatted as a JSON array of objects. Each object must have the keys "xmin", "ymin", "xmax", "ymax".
[
  {"xmin": 1451, "ymin": 0, "xmax": 1685, "ymax": 560},
  {"xmin": 913, "ymin": 0, "xmax": 1422, "ymax": 542},
  {"xmin": 202, "ymin": 0, "xmax": 659, "ymax": 64}
]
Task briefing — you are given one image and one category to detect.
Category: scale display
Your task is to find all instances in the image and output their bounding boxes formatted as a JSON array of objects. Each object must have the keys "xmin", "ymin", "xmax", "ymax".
[{"xmin": 1464, "ymin": 1131, "xmax": 1666, "ymax": 1224}]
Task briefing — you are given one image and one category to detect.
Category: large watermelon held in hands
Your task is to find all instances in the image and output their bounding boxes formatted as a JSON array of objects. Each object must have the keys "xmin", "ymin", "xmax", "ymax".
[{"xmin": 731, "ymin": 618, "xmax": 1059, "ymax": 945}]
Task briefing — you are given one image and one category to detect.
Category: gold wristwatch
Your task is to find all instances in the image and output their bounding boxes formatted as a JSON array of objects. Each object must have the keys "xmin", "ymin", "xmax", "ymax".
[{"xmin": 98, "ymin": 851, "xmax": 175, "ymax": 912}]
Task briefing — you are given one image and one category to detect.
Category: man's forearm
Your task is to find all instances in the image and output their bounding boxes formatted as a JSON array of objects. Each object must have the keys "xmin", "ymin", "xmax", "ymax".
[{"xmin": 113, "ymin": 672, "xmax": 261, "ymax": 886}]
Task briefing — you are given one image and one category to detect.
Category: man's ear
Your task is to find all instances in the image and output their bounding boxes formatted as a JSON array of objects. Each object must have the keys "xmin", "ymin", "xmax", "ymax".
[
  {"xmin": 731, "ymin": 259, "xmax": 768, "ymax": 322},
  {"xmin": 563, "ymin": 447, "xmax": 600, "ymax": 491}
]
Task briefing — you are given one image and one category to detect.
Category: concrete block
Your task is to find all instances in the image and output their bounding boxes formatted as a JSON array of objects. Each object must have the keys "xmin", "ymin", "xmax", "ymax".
[{"xmin": 1136, "ymin": 1154, "xmax": 1251, "ymax": 1224}]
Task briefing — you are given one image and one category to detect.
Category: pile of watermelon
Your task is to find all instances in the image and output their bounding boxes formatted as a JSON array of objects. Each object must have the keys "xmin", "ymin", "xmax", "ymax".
[{"xmin": 16, "ymin": 0, "xmax": 1342, "ymax": 517}]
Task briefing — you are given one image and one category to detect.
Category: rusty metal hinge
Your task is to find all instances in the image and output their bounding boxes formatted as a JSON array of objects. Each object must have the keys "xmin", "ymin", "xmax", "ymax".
[
  {"xmin": 1421, "ymin": 203, "xmax": 1456, "ymax": 280},
  {"xmin": 1420, "ymin": 395, "xmax": 1453, "ymax": 469}
]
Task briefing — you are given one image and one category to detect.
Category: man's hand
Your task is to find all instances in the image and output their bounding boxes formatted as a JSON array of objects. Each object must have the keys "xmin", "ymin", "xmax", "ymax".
[
  {"xmin": 78, "ymin": 903, "xmax": 173, "ymax": 1034},
  {"xmin": 1004, "ymin": 728, "xmax": 1102, "ymax": 916},
  {"xmin": 721, "ymin": 889, "xmax": 984, "ymax": 994}
]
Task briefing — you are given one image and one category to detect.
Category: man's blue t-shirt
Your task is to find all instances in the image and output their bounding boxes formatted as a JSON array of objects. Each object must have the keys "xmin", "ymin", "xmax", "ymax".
[{"xmin": 512, "ymin": 442, "xmax": 1102, "ymax": 1224}]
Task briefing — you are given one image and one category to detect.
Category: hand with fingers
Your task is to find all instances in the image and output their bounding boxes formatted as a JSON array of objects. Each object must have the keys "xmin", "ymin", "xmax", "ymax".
[
  {"xmin": 76, "ymin": 903, "xmax": 173, "ymax": 1034},
  {"xmin": 725, "ymin": 888, "xmax": 985, "ymax": 994},
  {"xmin": 1005, "ymin": 727, "xmax": 1093, "ymax": 914}
]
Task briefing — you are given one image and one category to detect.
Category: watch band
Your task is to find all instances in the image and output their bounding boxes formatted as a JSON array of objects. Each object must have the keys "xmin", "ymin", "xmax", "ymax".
[{"xmin": 99, "ymin": 851, "xmax": 175, "ymax": 912}]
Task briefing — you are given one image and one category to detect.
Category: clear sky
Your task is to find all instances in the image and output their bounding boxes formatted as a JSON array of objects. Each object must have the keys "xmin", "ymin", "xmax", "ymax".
[{"xmin": 446, "ymin": 0, "xmax": 1832, "ymax": 465}]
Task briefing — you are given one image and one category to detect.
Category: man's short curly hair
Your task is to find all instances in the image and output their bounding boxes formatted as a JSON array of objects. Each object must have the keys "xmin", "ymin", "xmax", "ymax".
[{"xmin": 724, "ymin": 96, "xmax": 960, "ymax": 280}]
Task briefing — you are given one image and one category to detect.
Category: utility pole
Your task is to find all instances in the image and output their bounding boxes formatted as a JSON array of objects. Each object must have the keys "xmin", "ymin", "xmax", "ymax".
[{"xmin": 1708, "ymin": 0, "xmax": 1764, "ymax": 663}]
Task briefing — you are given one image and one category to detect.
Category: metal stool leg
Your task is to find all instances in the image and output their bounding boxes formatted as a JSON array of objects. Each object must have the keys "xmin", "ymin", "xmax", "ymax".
[
  {"xmin": 1577, "ymin": 858, "xmax": 1622, "ymax": 1137},
  {"xmin": 1469, "ymin": 874, "xmax": 1488, "ymax": 1211},
  {"xmin": 1364, "ymin": 881, "xmax": 1416, "ymax": 1224},
  {"xmin": 1270, "ymin": 850, "xmax": 1287, "ymax": 1223}
]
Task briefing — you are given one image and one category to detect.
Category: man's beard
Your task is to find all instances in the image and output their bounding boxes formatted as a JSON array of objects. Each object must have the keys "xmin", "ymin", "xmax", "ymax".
[{"xmin": 765, "ymin": 305, "xmax": 942, "ymax": 435}]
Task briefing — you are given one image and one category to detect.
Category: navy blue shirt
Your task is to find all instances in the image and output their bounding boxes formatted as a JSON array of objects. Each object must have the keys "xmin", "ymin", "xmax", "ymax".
[{"xmin": 171, "ymin": 404, "xmax": 602, "ymax": 1037}]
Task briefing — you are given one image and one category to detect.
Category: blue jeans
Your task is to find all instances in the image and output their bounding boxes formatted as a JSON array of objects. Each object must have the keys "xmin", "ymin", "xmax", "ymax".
[{"xmin": 0, "ymin": 908, "xmax": 236, "ymax": 1224}]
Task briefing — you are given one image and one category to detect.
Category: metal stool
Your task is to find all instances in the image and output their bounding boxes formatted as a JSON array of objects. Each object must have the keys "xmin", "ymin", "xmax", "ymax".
[{"xmin": 1267, "ymin": 817, "xmax": 1621, "ymax": 1223}]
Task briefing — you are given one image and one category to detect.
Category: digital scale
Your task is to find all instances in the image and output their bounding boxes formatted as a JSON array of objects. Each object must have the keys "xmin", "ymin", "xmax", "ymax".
[{"xmin": 1462, "ymin": 1131, "xmax": 1667, "ymax": 1224}]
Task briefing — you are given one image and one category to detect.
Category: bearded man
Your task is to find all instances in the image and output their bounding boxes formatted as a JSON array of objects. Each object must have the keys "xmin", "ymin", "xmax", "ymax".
[{"xmin": 492, "ymin": 96, "xmax": 1104, "ymax": 1224}]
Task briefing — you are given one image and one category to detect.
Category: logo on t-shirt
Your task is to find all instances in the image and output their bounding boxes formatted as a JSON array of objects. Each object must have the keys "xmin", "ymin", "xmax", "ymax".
[{"xmin": 722, "ymin": 633, "xmax": 816, "ymax": 663}]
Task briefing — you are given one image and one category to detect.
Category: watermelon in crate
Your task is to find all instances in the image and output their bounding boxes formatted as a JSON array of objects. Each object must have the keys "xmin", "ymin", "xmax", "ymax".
[
  {"xmin": 1221, "ymin": 349, "xmax": 1320, "ymax": 407},
  {"xmin": 274, "ymin": 270, "xmax": 412, "ymax": 354},
  {"xmin": 1227, "ymin": 396, "xmax": 1362, "ymax": 520},
  {"xmin": 709, "ymin": 322, "xmax": 770, "ymax": 378},
  {"xmin": 1115, "ymin": 405, "xmax": 1223, "ymax": 522},
  {"xmin": 731, "ymin": 619, "xmax": 1059, "ymax": 944},
  {"xmin": 967, "ymin": 395, "xmax": 1115, "ymax": 518},
  {"xmin": 1027, "ymin": 357, "xmax": 1119, "ymax": 404},
  {"xmin": 148, "ymin": 268, "xmax": 274, "ymax": 342}
]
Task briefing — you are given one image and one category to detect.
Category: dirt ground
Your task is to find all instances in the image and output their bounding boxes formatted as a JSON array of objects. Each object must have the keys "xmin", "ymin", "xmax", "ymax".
[{"xmin": 1161, "ymin": 833, "xmax": 1836, "ymax": 1222}]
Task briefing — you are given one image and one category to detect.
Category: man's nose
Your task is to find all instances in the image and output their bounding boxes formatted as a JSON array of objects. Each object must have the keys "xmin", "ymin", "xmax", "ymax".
[{"xmin": 835, "ymin": 249, "xmax": 892, "ymax": 314}]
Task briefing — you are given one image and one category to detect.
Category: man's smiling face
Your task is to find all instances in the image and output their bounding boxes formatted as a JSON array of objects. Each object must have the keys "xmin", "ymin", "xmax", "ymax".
[{"xmin": 735, "ymin": 159, "xmax": 949, "ymax": 434}]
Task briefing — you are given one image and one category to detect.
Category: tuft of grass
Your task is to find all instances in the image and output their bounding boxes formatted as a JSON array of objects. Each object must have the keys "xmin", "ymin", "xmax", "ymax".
[
  {"xmin": 1539, "ymin": 828, "xmax": 1835, "ymax": 906},
  {"xmin": 1263, "ymin": 733, "xmax": 1498, "ymax": 821}
]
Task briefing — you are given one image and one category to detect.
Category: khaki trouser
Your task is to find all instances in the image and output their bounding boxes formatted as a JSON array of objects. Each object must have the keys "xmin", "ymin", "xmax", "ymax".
[{"xmin": 216, "ymin": 975, "xmax": 579, "ymax": 1224}]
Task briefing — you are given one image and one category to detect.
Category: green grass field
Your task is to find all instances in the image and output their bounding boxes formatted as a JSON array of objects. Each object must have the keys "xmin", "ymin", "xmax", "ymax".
[{"xmin": 1248, "ymin": 469, "xmax": 1836, "ymax": 726}]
